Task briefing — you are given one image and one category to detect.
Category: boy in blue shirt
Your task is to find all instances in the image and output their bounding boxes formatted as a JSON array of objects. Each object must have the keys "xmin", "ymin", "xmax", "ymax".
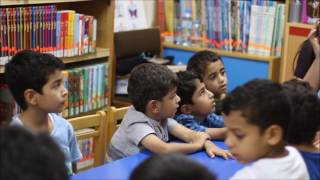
[
  {"xmin": 222, "ymin": 79, "xmax": 309, "ymax": 179},
  {"xmin": 283, "ymin": 79, "xmax": 320, "ymax": 180},
  {"xmin": 108, "ymin": 63, "xmax": 226, "ymax": 161},
  {"xmin": 5, "ymin": 50, "xmax": 82, "ymax": 174},
  {"xmin": 187, "ymin": 50, "xmax": 227, "ymax": 115},
  {"xmin": 175, "ymin": 71, "xmax": 231, "ymax": 159}
]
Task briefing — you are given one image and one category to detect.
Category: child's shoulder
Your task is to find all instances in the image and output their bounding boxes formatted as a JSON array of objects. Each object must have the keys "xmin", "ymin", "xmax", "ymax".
[{"xmin": 50, "ymin": 113, "xmax": 73, "ymax": 130}]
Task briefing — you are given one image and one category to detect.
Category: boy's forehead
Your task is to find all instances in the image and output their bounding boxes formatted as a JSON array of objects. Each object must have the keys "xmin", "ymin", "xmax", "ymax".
[
  {"xmin": 204, "ymin": 61, "xmax": 224, "ymax": 73},
  {"xmin": 46, "ymin": 70, "xmax": 63, "ymax": 82}
]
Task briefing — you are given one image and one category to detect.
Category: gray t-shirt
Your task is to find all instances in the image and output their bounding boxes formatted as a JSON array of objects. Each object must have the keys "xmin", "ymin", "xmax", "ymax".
[{"xmin": 108, "ymin": 106, "xmax": 178, "ymax": 161}]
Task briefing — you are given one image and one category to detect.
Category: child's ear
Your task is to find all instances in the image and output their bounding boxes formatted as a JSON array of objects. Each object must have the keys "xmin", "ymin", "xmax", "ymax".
[
  {"xmin": 24, "ymin": 89, "xmax": 38, "ymax": 106},
  {"xmin": 265, "ymin": 125, "xmax": 283, "ymax": 146},
  {"xmin": 147, "ymin": 100, "xmax": 160, "ymax": 114},
  {"xmin": 180, "ymin": 104, "xmax": 193, "ymax": 114}
]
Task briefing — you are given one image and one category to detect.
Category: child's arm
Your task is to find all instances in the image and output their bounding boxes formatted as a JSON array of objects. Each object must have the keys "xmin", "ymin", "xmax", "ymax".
[
  {"xmin": 206, "ymin": 127, "xmax": 227, "ymax": 139},
  {"xmin": 304, "ymin": 25, "xmax": 320, "ymax": 92},
  {"xmin": 140, "ymin": 132, "xmax": 207, "ymax": 154}
]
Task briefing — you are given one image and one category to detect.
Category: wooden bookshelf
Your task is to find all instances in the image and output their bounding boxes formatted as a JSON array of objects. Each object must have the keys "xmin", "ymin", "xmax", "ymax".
[
  {"xmin": 0, "ymin": 48, "xmax": 109, "ymax": 73},
  {"xmin": 163, "ymin": 42, "xmax": 280, "ymax": 63},
  {"xmin": 62, "ymin": 47, "xmax": 109, "ymax": 64},
  {"xmin": 0, "ymin": 0, "xmax": 91, "ymax": 6}
]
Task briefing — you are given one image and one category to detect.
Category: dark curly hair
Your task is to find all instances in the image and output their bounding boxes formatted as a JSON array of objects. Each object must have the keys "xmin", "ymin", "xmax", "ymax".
[
  {"xmin": 5, "ymin": 50, "xmax": 64, "ymax": 110},
  {"xmin": 128, "ymin": 63, "xmax": 178, "ymax": 113},
  {"xmin": 176, "ymin": 71, "xmax": 202, "ymax": 114},
  {"xmin": 222, "ymin": 79, "xmax": 291, "ymax": 135},
  {"xmin": 187, "ymin": 50, "xmax": 223, "ymax": 77},
  {"xmin": 0, "ymin": 126, "xmax": 68, "ymax": 180},
  {"xmin": 283, "ymin": 79, "xmax": 320, "ymax": 145}
]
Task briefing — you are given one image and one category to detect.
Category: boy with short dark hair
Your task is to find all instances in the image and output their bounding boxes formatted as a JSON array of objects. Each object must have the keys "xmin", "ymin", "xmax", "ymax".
[
  {"xmin": 130, "ymin": 153, "xmax": 216, "ymax": 180},
  {"xmin": 0, "ymin": 126, "xmax": 69, "ymax": 180},
  {"xmin": 283, "ymin": 79, "xmax": 320, "ymax": 180},
  {"xmin": 222, "ymin": 79, "xmax": 309, "ymax": 179},
  {"xmin": 108, "ymin": 63, "xmax": 221, "ymax": 161},
  {"xmin": 5, "ymin": 50, "xmax": 82, "ymax": 174},
  {"xmin": 187, "ymin": 50, "xmax": 227, "ymax": 114},
  {"xmin": 175, "ymin": 71, "xmax": 231, "ymax": 158}
]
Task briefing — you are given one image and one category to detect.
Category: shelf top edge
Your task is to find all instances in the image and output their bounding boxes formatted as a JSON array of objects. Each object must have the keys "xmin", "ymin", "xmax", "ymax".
[
  {"xmin": 0, "ymin": 47, "xmax": 109, "ymax": 73},
  {"xmin": 287, "ymin": 22, "xmax": 314, "ymax": 29},
  {"xmin": 163, "ymin": 42, "xmax": 280, "ymax": 62},
  {"xmin": 0, "ymin": 0, "xmax": 92, "ymax": 6}
]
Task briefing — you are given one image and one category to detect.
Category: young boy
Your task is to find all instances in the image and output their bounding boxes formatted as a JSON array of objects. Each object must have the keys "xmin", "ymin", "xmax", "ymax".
[
  {"xmin": 283, "ymin": 79, "xmax": 320, "ymax": 180},
  {"xmin": 0, "ymin": 126, "xmax": 68, "ymax": 180},
  {"xmin": 222, "ymin": 79, "xmax": 309, "ymax": 179},
  {"xmin": 108, "ymin": 63, "xmax": 224, "ymax": 161},
  {"xmin": 5, "ymin": 50, "xmax": 82, "ymax": 174},
  {"xmin": 175, "ymin": 71, "xmax": 231, "ymax": 158},
  {"xmin": 187, "ymin": 50, "xmax": 227, "ymax": 114}
]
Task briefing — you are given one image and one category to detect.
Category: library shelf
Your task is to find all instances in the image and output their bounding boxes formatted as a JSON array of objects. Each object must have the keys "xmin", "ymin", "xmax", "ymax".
[
  {"xmin": 0, "ymin": 48, "xmax": 109, "ymax": 74},
  {"xmin": 163, "ymin": 42, "xmax": 280, "ymax": 63},
  {"xmin": 0, "ymin": 0, "xmax": 91, "ymax": 6}
]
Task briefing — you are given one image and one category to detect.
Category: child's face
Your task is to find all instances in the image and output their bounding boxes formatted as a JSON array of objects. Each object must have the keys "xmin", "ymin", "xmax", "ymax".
[
  {"xmin": 224, "ymin": 111, "xmax": 271, "ymax": 164},
  {"xmin": 36, "ymin": 70, "xmax": 68, "ymax": 113},
  {"xmin": 190, "ymin": 79, "xmax": 216, "ymax": 117},
  {"xmin": 203, "ymin": 60, "xmax": 227, "ymax": 99},
  {"xmin": 158, "ymin": 87, "xmax": 181, "ymax": 119}
]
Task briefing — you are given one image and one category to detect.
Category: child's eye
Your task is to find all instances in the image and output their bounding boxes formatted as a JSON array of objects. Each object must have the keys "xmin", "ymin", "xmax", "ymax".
[
  {"xmin": 235, "ymin": 134, "xmax": 244, "ymax": 140},
  {"xmin": 209, "ymin": 75, "xmax": 216, "ymax": 80}
]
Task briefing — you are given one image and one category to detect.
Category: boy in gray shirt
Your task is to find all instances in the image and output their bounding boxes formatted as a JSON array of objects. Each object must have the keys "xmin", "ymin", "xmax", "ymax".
[{"xmin": 107, "ymin": 63, "xmax": 231, "ymax": 161}]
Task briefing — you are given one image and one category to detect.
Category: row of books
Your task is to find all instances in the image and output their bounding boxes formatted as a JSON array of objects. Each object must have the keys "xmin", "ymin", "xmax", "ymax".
[
  {"xmin": 76, "ymin": 135, "xmax": 95, "ymax": 170},
  {"xmin": 62, "ymin": 63, "xmax": 108, "ymax": 118},
  {"xmin": 160, "ymin": 0, "xmax": 285, "ymax": 57},
  {"xmin": 0, "ymin": 5, "xmax": 97, "ymax": 65}
]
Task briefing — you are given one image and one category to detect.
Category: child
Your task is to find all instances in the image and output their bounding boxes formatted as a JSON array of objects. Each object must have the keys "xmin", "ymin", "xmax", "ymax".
[
  {"xmin": 175, "ymin": 71, "xmax": 231, "ymax": 158},
  {"xmin": 294, "ymin": 22, "xmax": 320, "ymax": 93},
  {"xmin": 283, "ymin": 79, "xmax": 320, "ymax": 180},
  {"xmin": 130, "ymin": 153, "xmax": 216, "ymax": 180},
  {"xmin": 222, "ymin": 79, "xmax": 309, "ymax": 179},
  {"xmin": 5, "ymin": 50, "xmax": 82, "ymax": 174},
  {"xmin": 0, "ymin": 126, "xmax": 68, "ymax": 180},
  {"xmin": 187, "ymin": 50, "xmax": 227, "ymax": 115},
  {"xmin": 107, "ymin": 63, "xmax": 223, "ymax": 161}
]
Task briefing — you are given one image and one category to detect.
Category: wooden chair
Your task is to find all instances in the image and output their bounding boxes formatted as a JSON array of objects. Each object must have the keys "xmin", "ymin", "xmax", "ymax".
[
  {"xmin": 106, "ymin": 106, "xmax": 129, "ymax": 146},
  {"xmin": 68, "ymin": 110, "xmax": 107, "ymax": 171}
]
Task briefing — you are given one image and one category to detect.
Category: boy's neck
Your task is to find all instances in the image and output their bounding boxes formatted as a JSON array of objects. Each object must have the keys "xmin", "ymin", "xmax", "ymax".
[
  {"xmin": 193, "ymin": 114, "xmax": 206, "ymax": 121},
  {"xmin": 294, "ymin": 144, "xmax": 319, "ymax": 153},
  {"xmin": 265, "ymin": 143, "xmax": 288, "ymax": 159},
  {"xmin": 20, "ymin": 109, "xmax": 53, "ymax": 134},
  {"xmin": 145, "ymin": 111, "xmax": 163, "ymax": 122}
]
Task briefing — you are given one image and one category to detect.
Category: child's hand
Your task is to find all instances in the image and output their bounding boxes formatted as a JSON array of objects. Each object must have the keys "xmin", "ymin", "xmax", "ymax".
[
  {"xmin": 204, "ymin": 141, "xmax": 233, "ymax": 159},
  {"xmin": 191, "ymin": 132, "xmax": 210, "ymax": 148},
  {"xmin": 308, "ymin": 21, "xmax": 320, "ymax": 58}
]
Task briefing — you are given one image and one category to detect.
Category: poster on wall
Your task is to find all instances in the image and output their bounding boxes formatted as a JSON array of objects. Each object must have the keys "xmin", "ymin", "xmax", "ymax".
[{"xmin": 114, "ymin": 0, "xmax": 148, "ymax": 32}]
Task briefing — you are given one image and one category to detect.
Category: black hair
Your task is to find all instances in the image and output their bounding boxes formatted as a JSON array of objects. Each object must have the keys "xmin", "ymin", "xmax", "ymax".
[
  {"xmin": 187, "ymin": 50, "xmax": 222, "ymax": 77},
  {"xmin": 293, "ymin": 40, "xmax": 315, "ymax": 78},
  {"xmin": 128, "ymin": 63, "xmax": 178, "ymax": 113},
  {"xmin": 5, "ymin": 50, "xmax": 65, "ymax": 110},
  {"xmin": 222, "ymin": 79, "xmax": 291, "ymax": 135},
  {"xmin": 0, "ymin": 126, "xmax": 68, "ymax": 180},
  {"xmin": 283, "ymin": 79, "xmax": 320, "ymax": 145},
  {"xmin": 130, "ymin": 153, "xmax": 216, "ymax": 180},
  {"xmin": 176, "ymin": 71, "xmax": 202, "ymax": 114}
]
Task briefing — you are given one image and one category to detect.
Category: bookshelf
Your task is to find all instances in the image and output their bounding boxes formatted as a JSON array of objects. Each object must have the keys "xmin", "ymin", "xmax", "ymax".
[
  {"xmin": 158, "ymin": 0, "xmax": 288, "ymax": 89},
  {"xmin": 0, "ymin": 0, "xmax": 114, "ymax": 168},
  {"xmin": 0, "ymin": 0, "xmax": 114, "ymax": 106}
]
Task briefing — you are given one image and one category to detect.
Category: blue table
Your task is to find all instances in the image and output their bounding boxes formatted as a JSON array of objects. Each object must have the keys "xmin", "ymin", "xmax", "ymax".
[{"xmin": 72, "ymin": 141, "xmax": 244, "ymax": 180}]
